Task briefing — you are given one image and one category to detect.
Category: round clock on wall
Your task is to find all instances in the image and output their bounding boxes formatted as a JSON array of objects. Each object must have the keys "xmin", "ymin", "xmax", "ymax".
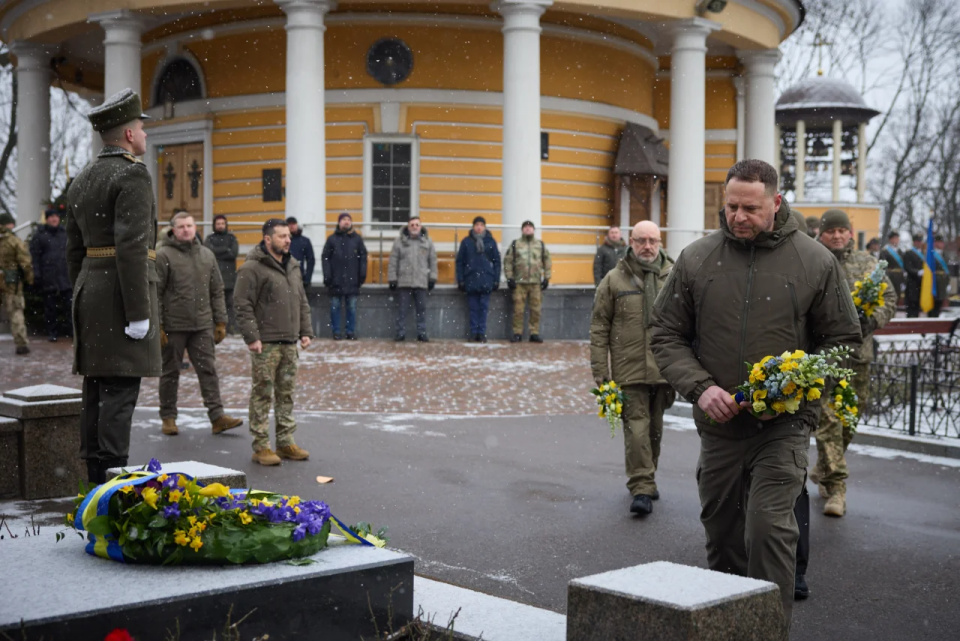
[{"xmin": 366, "ymin": 38, "xmax": 414, "ymax": 86}]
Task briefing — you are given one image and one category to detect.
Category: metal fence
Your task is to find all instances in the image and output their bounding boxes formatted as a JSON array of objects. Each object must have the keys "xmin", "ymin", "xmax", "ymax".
[{"xmin": 864, "ymin": 329, "xmax": 960, "ymax": 438}]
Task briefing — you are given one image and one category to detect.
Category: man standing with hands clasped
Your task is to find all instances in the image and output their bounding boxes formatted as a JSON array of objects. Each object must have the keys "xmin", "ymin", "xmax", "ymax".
[
  {"xmin": 235, "ymin": 218, "xmax": 314, "ymax": 466},
  {"xmin": 650, "ymin": 159, "xmax": 862, "ymax": 634}
]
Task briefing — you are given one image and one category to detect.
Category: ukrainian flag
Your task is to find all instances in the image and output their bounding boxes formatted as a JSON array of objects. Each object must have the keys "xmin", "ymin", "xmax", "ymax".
[{"xmin": 920, "ymin": 219, "xmax": 937, "ymax": 313}]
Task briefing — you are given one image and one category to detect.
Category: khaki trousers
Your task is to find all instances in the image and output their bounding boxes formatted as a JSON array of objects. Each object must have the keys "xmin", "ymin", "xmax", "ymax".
[
  {"xmin": 511, "ymin": 283, "xmax": 542, "ymax": 335},
  {"xmin": 815, "ymin": 360, "xmax": 870, "ymax": 496},
  {"xmin": 621, "ymin": 384, "xmax": 670, "ymax": 496},
  {"xmin": 697, "ymin": 421, "xmax": 809, "ymax": 635},
  {"xmin": 249, "ymin": 343, "xmax": 299, "ymax": 451},
  {"xmin": 3, "ymin": 291, "xmax": 27, "ymax": 347},
  {"xmin": 159, "ymin": 329, "xmax": 224, "ymax": 422}
]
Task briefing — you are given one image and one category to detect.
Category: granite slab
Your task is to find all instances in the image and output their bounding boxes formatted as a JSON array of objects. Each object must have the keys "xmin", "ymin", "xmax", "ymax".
[
  {"xmin": 19, "ymin": 416, "xmax": 85, "ymax": 500},
  {"xmin": 3, "ymin": 385, "xmax": 83, "ymax": 403},
  {"xmin": 106, "ymin": 460, "xmax": 247, "ymax": 488},
  {"xmin": 567, "ymin": 561, "xmax": 784, "ymax": 641},
  {"xmin": 0, "ymin": 532, "xmax": 414, "ymax": 640}
]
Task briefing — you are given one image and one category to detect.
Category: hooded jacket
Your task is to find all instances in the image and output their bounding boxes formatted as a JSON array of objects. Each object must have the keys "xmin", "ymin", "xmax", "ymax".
[
  {"xmin": 289, "ymin": 230, "xmax": 315, "ymax": 285},
  {"xmin": 650, "ymin": 200, "xmax": 862, "ymax": 439},
  {"xmin": 203, "ymin": 228, "xmax": 239, "ymax": 290},
  {"xmin": 321, "ymin": 227, "xmax": 368, "ymax": 295},
  {"xmin": 388, "ymin": 226, "xmax": 438, "ymax": 289},
  {"xmin": 456, "ymin": 229, "xmax": 501, "ymax": 294},
  {"xmin": 234, "ymin": 242, "xmax": 314, "ymax": 344},
  {"xmin": 156, "ymin": 230, "xmax": 227, "ymax": 332},
  {"xmin": 593, "ymin": 237, "xmax": 627, "ymax": 285}
]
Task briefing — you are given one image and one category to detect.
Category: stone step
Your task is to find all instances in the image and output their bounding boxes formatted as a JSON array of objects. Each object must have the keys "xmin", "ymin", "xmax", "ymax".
[{"xmin": 106, "ymin": 460, "xmax": 247, "ymax": 488}]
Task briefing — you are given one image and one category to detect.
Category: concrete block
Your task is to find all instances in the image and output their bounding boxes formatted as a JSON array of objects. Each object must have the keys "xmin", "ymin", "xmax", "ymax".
[
  {"xmin": 0, "ymin": 417, "xmax": 20, "ymax": 499},
  {"xmin": 106, "ymin": 460, "xmax": 247, "ymax": 488},
  {"xmin": 567, "ymin": 561, "xmax": 784, "ymax": 641},
  {"xmin": 0, "ymin": 533, "xmax": 414, "ymax": 641}
]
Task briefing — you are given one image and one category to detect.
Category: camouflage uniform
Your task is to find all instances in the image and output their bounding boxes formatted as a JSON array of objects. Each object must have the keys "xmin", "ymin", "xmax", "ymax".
[
  {"xmin": 503, "ymin": 236, "xmax": 552, "ymax": 335},
  {"xmin": 815, "ymin": 241, "xmax": 897, "ymax": 497},
  {"xmin": 0, "ymin": 224, "xmax": 34, "ymax": 349},
  {"xmin": 249, "ymin": 343, "xmax": 300, "ymax": 451}
]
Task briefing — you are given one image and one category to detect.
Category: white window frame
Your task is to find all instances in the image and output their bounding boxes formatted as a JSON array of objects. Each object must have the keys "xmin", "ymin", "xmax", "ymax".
[{"xmin": 362, "ymin": 134, "xmax": 419, "ymax": 237}]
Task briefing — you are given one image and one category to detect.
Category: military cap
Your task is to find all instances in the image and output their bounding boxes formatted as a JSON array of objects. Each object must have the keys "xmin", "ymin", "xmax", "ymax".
[
  {"xmin": 820, "ymin": 209, "xmax": 851, "ymax": 232},
  {"xmin": 521, "ymin": 220, "xmax": 535, "ymax": 229},
  {"xmin": 805, "ymin": 216, "xmax": 820, "ymax": 230},
  {"xmin": 912, "ymin": 232, "xmax": 924, "ymax": 242},
  {"xmin": 934, "ymin": 233, "xmax": 944, "ymax": 242},
  {"xmin": 88, "ymin": 89, "xmax": 150, "ymax": 133},
  {"xmin": 0, "ymin": 212, "xmax": 15, "ymax": 226}
]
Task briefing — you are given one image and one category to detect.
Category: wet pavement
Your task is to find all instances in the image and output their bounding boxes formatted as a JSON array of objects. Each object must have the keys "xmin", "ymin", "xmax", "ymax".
[{"xmin": 1, "ymin": 337, "xmax": 958, "ymax": 640}]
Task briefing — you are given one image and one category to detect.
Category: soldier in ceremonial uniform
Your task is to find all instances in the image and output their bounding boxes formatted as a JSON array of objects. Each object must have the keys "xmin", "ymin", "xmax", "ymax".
[{"xmin": 65, "ymin": 89, "xmax": 161, "ymax": 483}]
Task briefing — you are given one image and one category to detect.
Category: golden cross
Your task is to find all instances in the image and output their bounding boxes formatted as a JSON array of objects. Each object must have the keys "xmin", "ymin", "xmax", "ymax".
[{"xmin": 812, "ymin": 32, "xmax": 832, "ymax": 76}]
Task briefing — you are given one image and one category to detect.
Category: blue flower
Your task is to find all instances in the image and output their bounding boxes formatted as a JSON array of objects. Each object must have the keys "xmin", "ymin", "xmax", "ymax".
[
  {"xmin": 162, "ymin": 475, "xmax": 178, "ymax": 489},
  {"xmin": 292, "ymin": 523, "xmax": 308, "ymax": 542},
  {"xmin": 147, "ymin": 458, "xmax": 162, "ymax": 473},
  {"xmin": 162, "ymin": 504, "xmax": 180, "ymax": 519}
]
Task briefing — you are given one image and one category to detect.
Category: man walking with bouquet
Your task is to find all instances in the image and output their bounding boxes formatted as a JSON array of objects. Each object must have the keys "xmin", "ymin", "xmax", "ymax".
[
  {"xmin": 650, "ymin": 159, "xmax": 862, "ymax": 633},
  {"xmin": 590, "ymin": 220, "xmax": 674, "ymax": 516},
  {"xmin": 814, "ymin": 210, "xmax": 897, "ymax": 516}
]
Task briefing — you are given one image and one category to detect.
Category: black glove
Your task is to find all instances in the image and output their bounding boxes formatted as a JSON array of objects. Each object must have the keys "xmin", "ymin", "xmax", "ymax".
[
  {"xmin": 541, "ymin": 279, "xmax": 549, "ymax": 291},
  {"xmin": 457, "ymin": 282, "xmax": 466, "ymax": 292},
  {"xmin": 428, "ymin": 280, "xmax": 436, "ymax": 291},
  {"xmin": 389, "ymin": 281, "xmax": 397, "ymax": 291},
  {"xmin": 507, "ymin": 279, "xmax": 517, "ymax": 290}
]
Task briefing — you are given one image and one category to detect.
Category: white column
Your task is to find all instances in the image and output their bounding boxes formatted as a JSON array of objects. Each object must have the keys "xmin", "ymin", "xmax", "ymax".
[
  {"xmin": 619, "ymin": 180, "xmax": 630, "ymax": 230},
  {"xmin": 11, "ymin": 42, "xmax": 54, "ymax": 227},
  {"xmin": 774, "ymin": 125, "xmax": 781, "ymax": 175},
  {"xmin": 277, "ymin": 0, "xmax": 333, "ymax": 242},
  {"xmin": 91, "ymin": 11, "xmax": 145, "ymax": 99},
  {"xmin": 494, "ymin": 0, "xmax": 551, "ymax": 248},
  {"xmin": 738, "ymin": 49, "xmax": 780, "ymax": 165},
  {"xmin": 856, "ymin": 121, "xmax": 867, "ymax": 203},
  {"xmin": 795, "ymin": 119, "xmax": 806, "ymax": 202},
  {"xmin": 733, "ymin": 76, "xmax": 745, "ymax": 162},
  {"xmin": 666, "ymin": 18, "xmax": 720, "ymax": 257},
  {"xmin": 832, "ymin": 119, "xmax": 843, "ymax": 202},
  {"xmin": 87, "ymin": 94, "xmax": 104, "ymax": 160}
]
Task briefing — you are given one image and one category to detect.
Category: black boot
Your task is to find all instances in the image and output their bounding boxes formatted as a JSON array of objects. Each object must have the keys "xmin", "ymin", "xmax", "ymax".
[
  {"xmin": 99, "ymin": 457, "xmax": 128, "ymax": 484},
  {"xmin": 86, "ymin": 459, "xmax": 101, "ymax": 485},
  {"xmin": 510, "ymin": 334, "xmax": 522, "ymax": 343},
  {"xmin": 794, "ymin": 574, "xmax": 809, "ymax": 600},
  {"xmin": 529, "ymin": 334, "xmax": 543, "ymax": 343},
  {"xmin": 630, "ymin": 494, "xmax": 653, "ymax": 515}
]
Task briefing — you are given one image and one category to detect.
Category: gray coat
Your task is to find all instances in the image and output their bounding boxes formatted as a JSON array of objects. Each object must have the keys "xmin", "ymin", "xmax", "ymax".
[
  {"xmin": 156, "ymin": 231, "xmax": 227, "ymax": 333},
  {"xmin": 388, "ymin": 227, "xmax": 438, "ymax": 289},
  {"xmin": 65, "ymin": 145, "xmax": 161, "ymax": 378}
]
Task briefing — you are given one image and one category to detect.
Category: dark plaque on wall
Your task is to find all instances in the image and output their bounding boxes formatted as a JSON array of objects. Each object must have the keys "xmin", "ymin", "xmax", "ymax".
[
  {"xmin": 541, "ymin": 132, "xmax": 549, "ymax": 160},
  {"xmin": 366, "ymin": 38, "xmax": 414, "ymax": 86},
  {"xmin": 262, "ymin": 168, "xmax": 282, "ymax": 202}
]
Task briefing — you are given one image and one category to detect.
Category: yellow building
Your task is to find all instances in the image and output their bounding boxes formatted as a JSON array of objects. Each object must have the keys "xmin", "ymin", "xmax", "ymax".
[{"xmin": 2, "ymin": 0, "xmax": 805, "ymax": 284}]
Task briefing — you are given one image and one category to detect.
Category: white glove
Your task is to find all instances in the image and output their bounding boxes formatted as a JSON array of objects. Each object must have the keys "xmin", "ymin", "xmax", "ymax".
[{"xmin": 124, "ymin": 319, "xmax": 150, "ymax": 340}]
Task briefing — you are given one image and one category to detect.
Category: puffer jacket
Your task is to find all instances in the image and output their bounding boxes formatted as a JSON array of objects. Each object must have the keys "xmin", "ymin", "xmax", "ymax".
[
  {"xmin": 593, "ymin": 238, "xmax": 627, "ymax": 285},
  {"xmin": 590, "ymin": 249, "xmax": 674, "ymax": 386},
  {"xmin": 234, "ymin": 242, "xmax": 314, "ymax": 344},
  {"xmin": 650, "ymin": 200, "xmax": 862, "ymax": 439},
  {"xmin": 156, "ymin": 231, "xmax": 227, "ymax": 332},
  {"xmin": 504, "ymin": 235, "xmax": 552, "ymax": 284},
  {"xmin": 829, "ymin": 240, "xmax": 897, "ymax": 362},
  {"xmin": 29, "ymin": 224, "xmax": 71, "ymax": 291},
  {"xmin": 456, "ymin": 230, "xmax": 501, "ymax": 294},
  {"xmin": 388, "ymin": 227, "xmax": 437, "ymax": 289}
]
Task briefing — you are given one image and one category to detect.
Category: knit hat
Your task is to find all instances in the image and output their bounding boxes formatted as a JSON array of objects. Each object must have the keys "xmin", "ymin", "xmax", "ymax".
[
  {"xmin": 0, "ymin": 212, "xmax": 14, "ymax": 226},
  {"xmin": 820, "ymin": 209, "xmax": 851, "ymax": 232},
  {"xmin": 472, "ymin": 216, "xmax": 487, "ymax": 226},
  {"xmin": 285, "ymin": 216, "xmax": 298, "ymax": 225},
  {"xmin": 805, "ymin": 216, "xmax": 820, "ymax": 230},
  {"xmin": 338, "ymin": 212, "xmax": 352, "ymax": 223}
]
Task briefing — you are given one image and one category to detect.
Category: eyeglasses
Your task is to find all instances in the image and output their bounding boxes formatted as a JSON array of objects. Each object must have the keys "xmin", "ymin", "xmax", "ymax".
[{"xmin": 630, "ymin": 237, "xmax": 660, "ymax": 246}]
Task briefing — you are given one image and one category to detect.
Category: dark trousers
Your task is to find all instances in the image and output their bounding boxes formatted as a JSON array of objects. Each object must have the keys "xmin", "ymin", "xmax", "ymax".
[
  {"xmin": 397, "ymin": 287, "xmax": 427, "ymax": 337},
  {"xmin": 160, "ymin": 329, "xmax": 224, "ymax": 421},
  {"xmin": 467, "ymin": 292, "xmax": 491, "ymax": 335},
  {"xmin": 330, "ymin": 294, "xmax": 358, "ymax": 335},
  {"xmin": 80, "ymin": 376, "xmax": 141, "ymax": 465},
  {"xmin": 929, "ymin": 299, "xmax": 944, "ymax": 317},
  {"xmin": 795, "ymin": 484, "xmax": 810, "ymax": 577},
  {"xmin": 43, "ymin": 288, "xmax": 72, "ymax": 338},
  {"xmin": 224, "ymin": 289, "xmax": 237, "ymax": 334}
]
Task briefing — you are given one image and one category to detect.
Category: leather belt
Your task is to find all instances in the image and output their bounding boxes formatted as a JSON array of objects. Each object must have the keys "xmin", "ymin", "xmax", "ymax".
[{"xmin": 87, "ymin": 246, "xmax": 157, "ymax": 261}]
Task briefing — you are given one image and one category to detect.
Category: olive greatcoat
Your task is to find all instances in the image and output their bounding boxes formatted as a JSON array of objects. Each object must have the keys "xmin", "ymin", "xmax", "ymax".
[{"xmin": 66, "ymin": 145, "xmax": 161, "ymax": 378}]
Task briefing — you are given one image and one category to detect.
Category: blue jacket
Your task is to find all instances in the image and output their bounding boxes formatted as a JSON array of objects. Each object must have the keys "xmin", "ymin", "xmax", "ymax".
[
  {"xmin": 321, "ymin": 228, "xmax": 367, "ymax": 295},
  {"xmin": 289, "ymin": 231, "xmax": 315, "ymax": 285},
  {"xmin": 29, "ymin": 224, "xmax": 71, "ymax": 292},
  {"xmin": 456, "ymin": 231, "xmax": 501, "ymax": 294}
]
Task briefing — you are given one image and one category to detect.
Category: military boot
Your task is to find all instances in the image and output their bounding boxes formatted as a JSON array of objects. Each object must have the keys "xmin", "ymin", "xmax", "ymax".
[
  {"xmin": 161, "ymin": 418, "xmax": 178, "ymax": 436},
  {"xmin": 823, "ymin": 492, "xmax": 846, "ymax": 517},
  {"xmin": 252, "ymin": 448, "xmax": 282, "ymax": 466},
  {"xmin": 16, "ymin": 345, "xmax": 30, "ymax": 355},
  {"xmin": 212, "ymin": 415, "xmax": 243, "ymax": 434},
  {"xmin": 277, "ymin": 444, "xmax": 310, "ymax": 461},
  {"xmin": 86, "ymin": 459, "xmax": 101, "ymax": 485}
]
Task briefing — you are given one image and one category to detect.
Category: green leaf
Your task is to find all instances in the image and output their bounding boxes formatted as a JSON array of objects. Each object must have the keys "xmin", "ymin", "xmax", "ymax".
[
  {"xmin": 85, "ymin": 515, "xmax": 113, "ymax": 536},
  {"xmin": 148, "ymin": 514, "xmax": 168, "ymax": 529},
  {"xmin": 128, "ymin": 524, "xmax": 140, "ymax": 540},
  {"xmin": 285, "ymin": 558, "xmax": 316, "ymax": 566}
]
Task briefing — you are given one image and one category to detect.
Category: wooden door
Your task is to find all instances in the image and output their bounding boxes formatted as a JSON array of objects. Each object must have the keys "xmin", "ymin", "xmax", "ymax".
[
  {"xmin": 704, "ymin": 182, "xmax": 724, "ymax": 230},
  {"xmin": 158, "ymin": 142, "xmax": 204, "ymax": 227}
]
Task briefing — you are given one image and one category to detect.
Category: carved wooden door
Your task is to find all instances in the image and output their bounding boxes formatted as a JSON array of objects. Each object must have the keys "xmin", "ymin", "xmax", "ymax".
[{"xmin": 157, "ymin": 142, "xmax": 204, "ymax": 228}]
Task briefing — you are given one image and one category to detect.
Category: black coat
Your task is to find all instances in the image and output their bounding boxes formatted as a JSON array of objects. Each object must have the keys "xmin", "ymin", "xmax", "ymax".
[
  {"xmin": 30, "ymin": 224, "xmax": 71, "ymax": 292},
  {"xmin": 321, "ymin": 228, "xmax": 367, "ymax": 295},
  {"xmin": 289, "ymin": 231, "xmax": 315, "ymax": 285},
  {"xmin": 902, "ymin": 247, "xmax": 925, "ymax": 303},
  {"xmin": 456, "ymin": 231, "xmax": 501, "ymax": 294},
  {"xmin": 203, "ymin": 230, "xmax": 239, "ymax": 290}
]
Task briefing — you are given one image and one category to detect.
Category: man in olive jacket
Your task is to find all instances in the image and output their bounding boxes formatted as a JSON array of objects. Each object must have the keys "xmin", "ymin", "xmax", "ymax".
[
  {"xmin": 593, "ymin": 225, "xmax": 627, "ymax": 285},
  {"xmin": 650, "ymin": 160, "xmax": 862, "ymax": 633},
  {"xmin": 590, "ymin": 221, "xmax": 674, "ymax": 516},
  {"xmin": 235, "ymin": 218, "xmax": 314, "ymax": 466},
  {"xmin": 65, "ymin": 89, "xmax": 161, "ymax": 483},
  {"xmin": 504, "ymin": 221, "xmax": 552, "ymax": 343},
  {"xmin": 156, "ymin": 212, "xmax": 243, "ymax": 437},
  {"xmin": 204, "ymin": 214, "xmax": 239, "ymax": 333}
]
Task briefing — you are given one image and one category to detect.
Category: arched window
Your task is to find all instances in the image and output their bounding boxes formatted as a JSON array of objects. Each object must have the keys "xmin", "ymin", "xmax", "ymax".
[{"xmin": 154, "ymin": 58, "xmax": 203, "ymax": 104}]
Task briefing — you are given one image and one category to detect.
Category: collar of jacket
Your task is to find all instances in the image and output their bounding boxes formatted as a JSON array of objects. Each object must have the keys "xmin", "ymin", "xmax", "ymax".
[
  {"xmin": 165, "ymin": 230, "xmax": 200, "ymax": 252},
  {"xmin": 98, "ymin": 145, "xmax": 134, "ymax": 158},
  {"xmin": 251, "ymin": 241, "xmax": 296, "ymax": 273},
  {"xmin": 335, "ymin": 227, "xmax": 355, "ymax": 236},
  {"xmin": 605, "ymin": 237, "xmax": 625, "ymax": 249},
  {"xmin": 620, "ymin": 247, "xmax": 671, "ymax": 280},
  {"xmin": 828, "ymin": 238, "xmax": 855, "ymax": 262},
  {"xmin": 401, "ymin": 226, "xmax": 428, "ymax": 241},
  {"xmin": 719, "ymin": 199, "xmax": 796, "ymax": 249}
]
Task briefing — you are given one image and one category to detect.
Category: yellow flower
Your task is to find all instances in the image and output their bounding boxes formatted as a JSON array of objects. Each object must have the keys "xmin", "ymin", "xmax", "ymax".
[
  {"xmin": 293, "ymin": 506, "xmax": 301, "ymax": 514},
  {"xmin": 189, "ymin": 537, "xmax": 203, "ymax": 552},
  {"xmin": 141, "ymin": 487, "xmax": 159, "ymax": 509},
  {"xmin": 177, "ymin": 476, "xmax": 187, "ymax": 488},
  {"xmin": 854, "ymin": 281, "xmax": 862, "ymax": 289},
  {"xmin": 791, "ymin": 350, "xmax": 805, "ymax": 359},
  {"xmin": 864, "ymin": 308, "xmax": 874, "ymax": 317},
  {"xmin": 168, "ymin": 489, "xmax": 182, "ymax": 503},
  {"xmin": 880, "ymin": 282, "xmax": 888, "ymax": 293},
  {"xmin": 752, "ymin": 401, "xmax": 767, "ymax": 413},
  {"xmin": 609, "ymin": 382, "xmax": 617, "ymax": 389},
  {"xmin": 198, "ymin": 483, "xmax": 231, "ymax": 498},
  {"xmin": 760, "ymin": 356, "xmax": 774, "ymax": 366},
  {"xmin": 197, "ymin": 521, "xmax": 207, "ymax": 532},
  {"xmin": 780, "ymin": 351, "xmax": 793, "ymax": 360},
  {"xmin": 599, "ymin": 384, "xmax": 609, "ymax": 392},
  {"xmin": 188, "ymin": 515, "xmax": 197, "ymax": 526},
  {"xmin": 119, "ymin": 485, "xmax": 134, "ymax": 494},
  {"xmin": 839, "ymin": 379, "xmax": 848, "ymax": 388},
  {"xmin": 753, "ymin": 389, "xmax": 768, "ymax": 403},
  {"xmin": 779, "ymin": 361, "xmax": 798, "ymax": 373},
  {"xmin": 815, "ymin": 378, "xmax": 825, "ymax": 386},
  {"xmin": 174, "ymin": 530, "xmax": 190, "ymax": 546},
  {"xmin": 615, "ymin": 402, "xmax": 622, "ymax": 414},
  {"xmin": 605, "ymin": 394, "xmax": 614, "ymax": 404},
  {"xmin": 806, "ymin": 388, "xmax": 822, "ymax": 401},
  {"xmin": 847, "ymin": 405, "xmax": 858, "ymax": 415},
  {"xmin": 287, "ymin": 496, "xmax": 301, "ymax": 507},
  {"xmin": 188, "ymin": 526, "xmax": 199, "ymax": 538},
  {"xmin": 782, "ymin": 381, "xmax": 797, "ymax": 396},
  {"xmin": 239, "ymin": 511, "xmax": 253, "ymax": 525},
  {"xmin": 784, "ymin": 397, "xmax": 801, "ymax": 413},
  {"xmin": 771, "ymin": 401, "xmax": 787, "ymax": 414},
  {"xmin": 598, "ymin": 408, "xmax": 605, "ymax": 417}
]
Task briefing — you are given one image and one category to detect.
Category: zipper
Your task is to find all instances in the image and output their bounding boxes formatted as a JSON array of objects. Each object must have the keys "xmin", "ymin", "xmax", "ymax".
[
  {"xmin": 737, "ymin": 246, "xmax": 757, "ymax": 385},
  {"xmin": 788, "ymin": 282, "xmax": 801, "ymax": 347}
]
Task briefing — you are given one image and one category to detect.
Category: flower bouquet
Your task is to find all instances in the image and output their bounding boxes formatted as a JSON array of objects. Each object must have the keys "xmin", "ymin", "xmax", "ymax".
[
  {"xmin": 733, "ymin": 347, "xmax": 855, "ymax": 418},
  {"xmin": 591, "ymin": 381, "xmax": 624, "ymax": 437},
  {"xmin": 66, "ymin": 459, "xmax": 384, "ymax": 565},
  {"xmin": 852, "ymin": 260, "xmax": 888, "ymax": 319},
  {"xmin": 831, "ymin": 378, "xmax": 860, "ymax": 433}
]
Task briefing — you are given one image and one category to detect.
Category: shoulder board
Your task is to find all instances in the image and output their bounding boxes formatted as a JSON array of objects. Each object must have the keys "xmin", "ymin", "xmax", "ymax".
[{"xmin": 122, "ymin": 153, "xmax": 144, "ymax": 165}]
